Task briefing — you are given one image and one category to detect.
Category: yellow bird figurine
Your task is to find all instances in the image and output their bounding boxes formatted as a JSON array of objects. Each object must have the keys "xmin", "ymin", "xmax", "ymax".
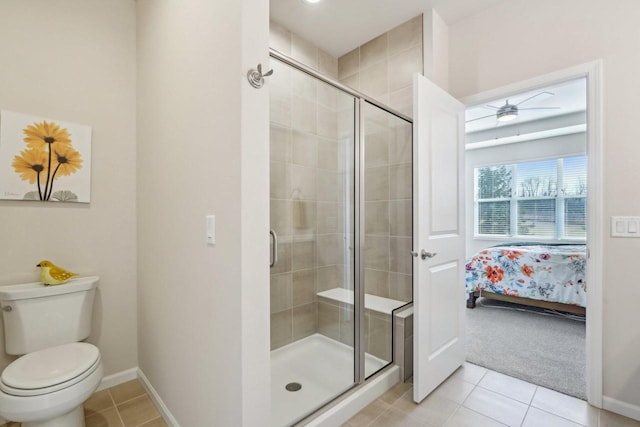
[{"xmin": 36, "ymin": 260, "xmax": 77, "ymax": 286}]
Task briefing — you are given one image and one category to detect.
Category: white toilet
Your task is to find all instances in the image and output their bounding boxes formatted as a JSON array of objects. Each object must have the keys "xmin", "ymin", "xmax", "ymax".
[{"xmin": 0, "ymin": 276, "xmax": 103, "ymax": 427}]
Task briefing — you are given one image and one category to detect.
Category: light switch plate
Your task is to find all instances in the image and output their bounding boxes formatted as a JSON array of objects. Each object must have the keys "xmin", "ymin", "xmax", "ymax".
[{"xmin": 611, "ymin": 216, "xmax": 640, "ymax": 237}]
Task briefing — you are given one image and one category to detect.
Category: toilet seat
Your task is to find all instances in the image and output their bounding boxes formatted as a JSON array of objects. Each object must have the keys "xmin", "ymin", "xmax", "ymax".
[{"xmin": 1, "ymin": 343, "xmax": 100, "ymax": 397}]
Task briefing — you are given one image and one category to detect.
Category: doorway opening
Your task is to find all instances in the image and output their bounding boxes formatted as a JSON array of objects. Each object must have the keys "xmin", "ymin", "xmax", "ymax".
[{"xmin": 463, "ymin": 76, "xmax": 590, "ymax": 399}]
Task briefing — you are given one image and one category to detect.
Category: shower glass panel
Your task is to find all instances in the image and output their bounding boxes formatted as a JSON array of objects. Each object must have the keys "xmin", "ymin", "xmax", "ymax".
[
  {"xmin": 362, "ymin": 101, "xmax": 413, "ymax": 378},
  {"xmin": 269, "ymin": 57, "xmax": 356, "ymax": 427}
]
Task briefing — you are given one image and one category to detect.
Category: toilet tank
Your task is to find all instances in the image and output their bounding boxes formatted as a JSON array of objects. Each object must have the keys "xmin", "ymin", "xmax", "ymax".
[{"xmin": 0, "ymin": 276, "xmax": 99, "ymax": 355}]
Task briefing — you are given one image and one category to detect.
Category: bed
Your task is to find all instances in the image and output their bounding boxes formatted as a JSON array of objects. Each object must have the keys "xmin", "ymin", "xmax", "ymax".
[{"xmin": 465, "ymin": 243, "xmax": 587, "ymax": 315}]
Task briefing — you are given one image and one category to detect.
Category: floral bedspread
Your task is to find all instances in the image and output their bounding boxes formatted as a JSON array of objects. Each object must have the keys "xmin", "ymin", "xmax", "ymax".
[{"xmin": 465, "ymin": 244, "xmax": 587, "ymax": 307}]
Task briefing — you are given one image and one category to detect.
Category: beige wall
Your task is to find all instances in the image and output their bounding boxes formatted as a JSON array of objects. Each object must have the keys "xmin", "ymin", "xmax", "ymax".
[
  {"xmin": 137, "ymin": 0, "xmax": 270, "ymax": 425},
  {"xmin": 0, "ymin": 0, "xmax": 137, "ymax": 378},
  {"xmin": 449, "ymin": 0, "xmax": 640, "ymax": 410}
]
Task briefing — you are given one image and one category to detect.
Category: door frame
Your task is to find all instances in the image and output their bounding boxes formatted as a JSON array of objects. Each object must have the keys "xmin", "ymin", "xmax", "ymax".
[{"xmin": 459, "ymin": 60, "xmax": 604, "ymax": 407}]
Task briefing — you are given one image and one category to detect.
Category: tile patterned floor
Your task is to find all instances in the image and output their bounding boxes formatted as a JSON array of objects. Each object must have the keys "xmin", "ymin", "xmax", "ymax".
[
  {"xmin": 0, "ymin": 379, "xmax": 167, "ymax": 427},
  {"xmin": 343, "ymin": 363, "xmax": 640, "ymax": 427}
]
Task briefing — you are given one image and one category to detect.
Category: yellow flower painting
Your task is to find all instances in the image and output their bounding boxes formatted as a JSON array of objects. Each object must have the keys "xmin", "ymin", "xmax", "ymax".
[{"xmin": 0, "ymin": 110, "xmax": 91, "ymax": 202}]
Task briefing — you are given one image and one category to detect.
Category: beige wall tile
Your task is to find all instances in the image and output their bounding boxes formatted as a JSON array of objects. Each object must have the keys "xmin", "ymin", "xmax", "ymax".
[
  {"xmin": 316, "ymin": 265, "xmax": 344, "ymax": 291},
  {"xmin": 365, "ymin": 268, "xmax": 390, "ymax": 298},
  {"xmin": 365, "ymin": 201, "xmax": 390, "ymax": 235},
  {"xmin": 292, "ymin": 69, "xmax": 317, "ymax": 101},
  {"xmin": 340, "ymin": 73, "xmax": 361, "ymax": 92},
  {"xmin": 292, "ymin": 269, "xmax": 316, "ymax": 306},
  {"xmin": 317, "ymin": 82, "xmax": 338, "ymax": 110},
  {"xmin": 389, "ymin": 200, "xmax": 412, "ymax": 237},
  {"xmin": 388, "ymin": 87, "xmax": 414, "ymax": 119},
  {"xmin": 271, "ymin": 309, "xmax": 292, "ymax": 349},
  {"xmin": 117, "ymin": 395, "xmax": 161, "ymax": 427},
  {"xmin": 317, "ymin": 105, "xmax": 338, "ymax": 138},
  {"xmin": 292, "ymin": 302, "xmax": 318, "ymax": 340},
  {"xmin": 317, "ymin": 139, "xmax": 338, "ymax": 170},
  {"xmin": 317, "ymin": 202, "xmax": 339, "ymax": 234},
  {"xmin": 292, "ymin": 131, "xmax": 318, "ymax": 168},
  {"xmin": 389, "ymin": 163, "xmax": 412, "ymax": 200},
  {"xmin": 339, "ymin": 304, "xmax": 355, "ymax": 346},
  {"xmin": 318, "ymin": 301, "xmax": 340, "ymax": 340},
  {"xmin": 270, "ymin": 199, "xmax": 292, "ymax": 237},
  {"xmin": 317, "ymin": 169, "xmax": 339, "ymax": 202},
  {"xmin": 389, "ymin": 123, "xmax": 413, "ymax": 165},
  {"xmin": 390, "ymin": 237, "xmax": 412, "ymax": 274},
  {"xmin": 270, "ymin": 161, "xmax": 290, "ymax": 199},
  {"xmin": 365, "ymin": 130, "xmax": 390, "ymax": 168},
  {"xmin": 291, "ymin": 164, "xmax": 316, "ymax": 200},
  {"xmin": 318, "ymin": 49, "xmax": 338, "ymax": 79},
  {"xmin": 360, "ymin": 62, "xmax": 388, "ymax": 98},
  {"xmin": 367, "ymin": 311, "xmax": 392, "ymax": 361},
  {"xmin": 365, "ymin": 166, "xmax": 390, "ymax": 201},
  {"xmin": 364, "ymin": 235, "xmax": 390, "ymax": 270},
  {"xmin": 293, "ymin": 201, "xmax": 316, "ymax": 235},
  {"xmin": 338, "ymin": 47, "xmax": 360, "ymax": 80},
  {"xmin": 317, "ymin": 234, "xmax": 344, "ymax": 267},
  {"xmin": 389, "ymin": 273, "xmax": 412, "ymax": 302},
  {"xmin": 388, "ymin": 45, "xmax": 423, "ymax": 92},
  {"xmin": 269, "ymin": 84, "xmax": 292, "ymax": 127},
  {"xmin": 270, "ymin": 124, "xmax": 292, "ymax": 164},
  {"xmin": 291, "ymin": 33, "xmax": 318, "ymax": 69},
  {"xmin": 292, "ymin": 96, "xmax": 317, "ymax": 134},
  {"xmin": 271, "ymin": 241, "xmax": 292, "ymax": 274},
  {"xmin": 292, "ymin": 239, "xmax": 315, "ymax": 271},
  {"xmin": 270, "ymin": 273, "xmax": 292, "ymax": 313},
  {"xmin": 360, "ymin": 33, "xmax": 388, "ymax": 69},
  {"xmin": 269, "ymin": 21, "xmax": 292, "ymax": 55},
  {"xmin": 388, "ymin": 16, "xmax": 422, "ymax": 56}
]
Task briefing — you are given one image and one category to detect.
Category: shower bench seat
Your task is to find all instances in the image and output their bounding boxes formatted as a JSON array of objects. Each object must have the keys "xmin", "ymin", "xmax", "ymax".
[{"xmin": 316, "ymin": 288, "xmax": 408, "ymax": 315}]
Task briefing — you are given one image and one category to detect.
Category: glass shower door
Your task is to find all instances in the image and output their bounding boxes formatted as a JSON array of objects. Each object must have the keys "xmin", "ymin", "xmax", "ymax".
[{"xmin": 269, "ymin": 57, "xmax": 356, "ymax": 427}]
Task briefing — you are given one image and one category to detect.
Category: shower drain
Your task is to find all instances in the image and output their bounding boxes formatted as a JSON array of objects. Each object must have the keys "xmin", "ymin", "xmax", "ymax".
[{"xmin": 285, "ymin": 382, "xmax": 302, "ymax": 392}]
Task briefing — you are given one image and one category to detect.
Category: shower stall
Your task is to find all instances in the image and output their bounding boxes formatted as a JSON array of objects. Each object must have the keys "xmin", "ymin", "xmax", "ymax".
[{"xmin": 269, "ymin": 50, "xmax": 413, "ymax": 426}]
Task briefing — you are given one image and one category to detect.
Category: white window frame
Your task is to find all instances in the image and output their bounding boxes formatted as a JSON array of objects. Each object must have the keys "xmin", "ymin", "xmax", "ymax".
[{"xmin": 474, "ymin": 157, "xmax": 586, "ymax": 241}]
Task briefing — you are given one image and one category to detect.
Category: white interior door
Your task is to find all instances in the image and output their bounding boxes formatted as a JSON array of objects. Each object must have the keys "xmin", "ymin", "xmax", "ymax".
[{"xmin": 412, "ymin": 73, "xmax": 466, "ymax": 403}]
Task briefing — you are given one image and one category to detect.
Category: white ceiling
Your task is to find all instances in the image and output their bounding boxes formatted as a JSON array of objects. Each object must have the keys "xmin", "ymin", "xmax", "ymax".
[
  {"xmin": 465, "ymin": 78, "xmax": 587, "ymax": 134},
  {"xmin": 270, "ymin": 0, "xmax": 506, "ymax": 58}
]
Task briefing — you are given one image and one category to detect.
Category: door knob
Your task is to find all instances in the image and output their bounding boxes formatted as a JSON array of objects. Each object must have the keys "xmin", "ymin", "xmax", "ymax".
[{"xmin": 411, "ymin": 250, "xmax": 438, "ymax": 260}]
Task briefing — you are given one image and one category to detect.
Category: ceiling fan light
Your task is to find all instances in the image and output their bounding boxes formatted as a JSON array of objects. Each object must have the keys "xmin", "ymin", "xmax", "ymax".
[{"xmin": 497, "ymin": 111, "xmax": 518, "ymax": 122}]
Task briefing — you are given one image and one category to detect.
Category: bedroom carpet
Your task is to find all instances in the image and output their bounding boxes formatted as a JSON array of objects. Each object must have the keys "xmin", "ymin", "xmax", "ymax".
[{"xmin": 465, "ymin": 297, "xmax": 586, "ymax": 400}]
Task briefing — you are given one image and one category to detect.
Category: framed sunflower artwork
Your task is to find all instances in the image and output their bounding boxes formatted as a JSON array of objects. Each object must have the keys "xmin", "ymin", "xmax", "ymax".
[{"xmin": 0, "ymin": 110, "xmax": 92, "ymax": 203}]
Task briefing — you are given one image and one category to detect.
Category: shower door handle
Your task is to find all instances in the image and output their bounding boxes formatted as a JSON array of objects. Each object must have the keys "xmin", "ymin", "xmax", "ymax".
[{"xmin": 270, "ymin": 229, "xmax": 278, "ymax": 268}]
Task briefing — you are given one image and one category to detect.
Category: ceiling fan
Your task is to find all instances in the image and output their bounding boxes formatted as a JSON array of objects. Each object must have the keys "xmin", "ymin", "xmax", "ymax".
[{"xmin": 466, "ymin": 91, "xmax": 560, "ymax": 123}]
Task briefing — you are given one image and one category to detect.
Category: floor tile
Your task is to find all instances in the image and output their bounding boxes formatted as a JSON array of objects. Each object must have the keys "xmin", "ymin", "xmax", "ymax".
[
  {"xmin": 451, "ymin": 362, "xmax": 488, "ymax": 385},
  {"xmin": 522, "ymin": 407, "xmax": 583, "ymax": 427},
  {"xmin": 478, "ymin": 371, "xmax": 537, "ymax": 404},
  {"xmin": 432, "ymin": 376, "xmax": 475, "ymax": 404},
  {"xmin": 393, "ymin": 389, "xmax": 459, "ymax": 426},
  {"xmin": 139, "ymin": 417, "xmax": 169, "ymax": 427},
  {"xmin": 531, "ymin": 386, "xmax": 597, "ymax": 426},
  {"xmin": 379, "ymin": 382, "xmax": 412, "ymax": 405},
  {"xmin": 344, "ymin": 399, "xmax": 390, "ymax": 427},
  {"xmin": 109, "ymin": 379, "xmax": 146, "ymax": 404},
  {"xmin": 84, "ymin": 389, "xmax": 115, "ymax": 416},
  {"xmin": 85, "ymin": 407, "xmax": 124, "ymax": 427},
  {"xmin": 600, "ymin": 409, "xmax": 640, "ymax": 427},
  {"xmin": 463, "ymin": 386, "xmax": 528, "ymax": 427},
  {"xmin": 368, "ymin": 407, "xmax": 426, "ymax": 427},
  {"xmin": 117, "ymin": 395, "xmax": 161, "ymax": 427},
  {"xmin": 443, "ymin": 406, "xmax": 508, "ymax": 427}
]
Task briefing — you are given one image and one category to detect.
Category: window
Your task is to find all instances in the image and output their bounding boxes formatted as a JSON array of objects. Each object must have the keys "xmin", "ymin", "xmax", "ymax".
[{"xmin": 474, "ymin": 156, "xmax": 586, "ymax": 239}]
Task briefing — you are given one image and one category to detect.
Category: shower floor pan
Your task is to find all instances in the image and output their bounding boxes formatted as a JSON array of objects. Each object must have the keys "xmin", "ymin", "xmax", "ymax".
[{"xmin": 271, "ymin": 333, "xmax": 387, "ymax": 427}]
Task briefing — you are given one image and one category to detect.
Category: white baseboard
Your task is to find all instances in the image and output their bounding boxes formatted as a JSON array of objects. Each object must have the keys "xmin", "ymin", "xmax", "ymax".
[
  {"xmin": 603, "ymin": 396, "xmax": 640, "ymax": 422},
  {"xmin": 138, "ymin": 368, "xmax": 181, "ymax": 427},
  {"xmin": 96, "ymin": 367, "xmax": 138, "ymax": 391}
]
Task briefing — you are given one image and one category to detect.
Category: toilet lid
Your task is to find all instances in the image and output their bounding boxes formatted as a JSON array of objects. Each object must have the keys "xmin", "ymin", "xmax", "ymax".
[{"xmin": 2, "ymin": 343, "xmax": 99, "ymax": 390}]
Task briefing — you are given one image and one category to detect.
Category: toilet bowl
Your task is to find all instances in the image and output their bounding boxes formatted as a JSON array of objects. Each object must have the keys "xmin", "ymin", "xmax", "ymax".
[{"xmin": 0, "ymin": 276, "xmax": 103, "ymax": 427}]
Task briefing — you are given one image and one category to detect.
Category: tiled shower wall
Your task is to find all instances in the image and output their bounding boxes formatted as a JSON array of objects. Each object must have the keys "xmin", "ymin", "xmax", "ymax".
[
  {"xmin": 269, "ymin": 23, "xmax": 351, "ymax": 350},
  {"xmin": 338, "ymin": 16, "xmax": 423, "ymax": 119}
]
